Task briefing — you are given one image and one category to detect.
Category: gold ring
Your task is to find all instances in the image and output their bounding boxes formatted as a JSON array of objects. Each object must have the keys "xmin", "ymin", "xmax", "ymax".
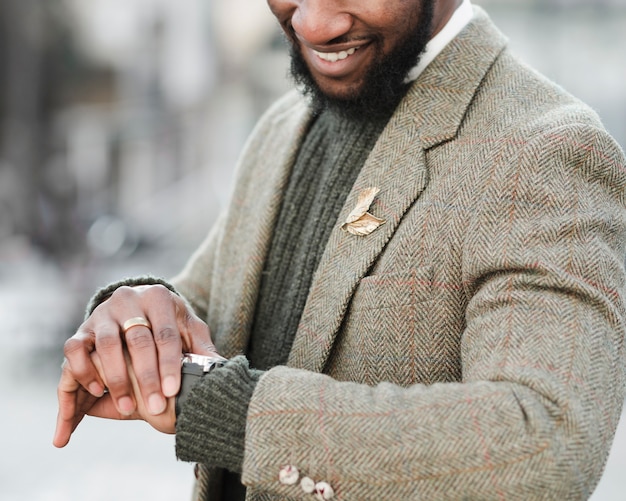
[{"xmin": 122, "ymin": 316, "xmax": 152, "ymax": 333}]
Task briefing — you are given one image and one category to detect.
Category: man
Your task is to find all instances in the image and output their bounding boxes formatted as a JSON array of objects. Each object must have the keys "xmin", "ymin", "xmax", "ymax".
[{"xmin": 54, "ymin": 0, "xmax": 626, "ymax": 499}]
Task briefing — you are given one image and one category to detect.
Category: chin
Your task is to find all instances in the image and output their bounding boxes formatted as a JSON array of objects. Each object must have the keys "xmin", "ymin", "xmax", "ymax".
[{"xmin": 316, "ymin": 80, "xmax": 367, "ymax": 102}]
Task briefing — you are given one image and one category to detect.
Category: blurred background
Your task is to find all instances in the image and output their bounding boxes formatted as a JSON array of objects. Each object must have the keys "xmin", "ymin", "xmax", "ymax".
[{"xmin": 0, "ymin": 0, "xmax": 625, "ymax": 499}]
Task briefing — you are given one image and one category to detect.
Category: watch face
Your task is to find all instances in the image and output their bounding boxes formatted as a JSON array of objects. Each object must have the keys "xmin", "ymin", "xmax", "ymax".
[{"xmin": 182, "ymin": 353, "xmax": 227, "ymax": 372}]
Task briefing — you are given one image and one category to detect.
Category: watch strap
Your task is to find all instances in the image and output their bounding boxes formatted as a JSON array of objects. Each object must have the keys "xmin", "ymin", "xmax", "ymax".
[
  {"xmin": 176, "ymin": 363, "xmax": 204, "ymax": 417},
  {"xmin": 175, "ymin": 357, "xmax": 227, "ymax": 417}
]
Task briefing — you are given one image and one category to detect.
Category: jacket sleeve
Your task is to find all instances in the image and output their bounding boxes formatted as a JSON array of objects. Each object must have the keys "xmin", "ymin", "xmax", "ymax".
[{"xmin": 240, "ymin": 123, "xmax": 626, "ymax": 500}]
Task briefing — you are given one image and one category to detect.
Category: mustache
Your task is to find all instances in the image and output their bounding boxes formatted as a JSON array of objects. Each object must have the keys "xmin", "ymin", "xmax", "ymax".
[{"xmin": 284, "ymin": 23, "xmax": 373, "ymax": 48}]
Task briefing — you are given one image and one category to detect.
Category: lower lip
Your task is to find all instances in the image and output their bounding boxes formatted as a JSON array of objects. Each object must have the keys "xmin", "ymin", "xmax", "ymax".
[{"xmin": 304, "ymin": 44, "xmax": 371, "ymax": 80}]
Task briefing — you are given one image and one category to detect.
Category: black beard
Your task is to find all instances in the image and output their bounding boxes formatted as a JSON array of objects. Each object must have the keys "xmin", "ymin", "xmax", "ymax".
[{"xmin": 288, "ymin": 0, "xmax": 435, "ymax": 121}]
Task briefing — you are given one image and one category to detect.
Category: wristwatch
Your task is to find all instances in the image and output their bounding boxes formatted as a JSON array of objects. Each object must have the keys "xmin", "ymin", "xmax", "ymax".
[{"xmin": 175, "ymin": 353, "xmax": 227, "ymax": 417}]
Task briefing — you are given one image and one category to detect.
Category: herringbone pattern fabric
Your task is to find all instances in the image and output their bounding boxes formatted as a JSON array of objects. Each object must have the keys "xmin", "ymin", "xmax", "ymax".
[{"xmin": 172, "ymin": 6, "xmax": 626, "ymax": 500}]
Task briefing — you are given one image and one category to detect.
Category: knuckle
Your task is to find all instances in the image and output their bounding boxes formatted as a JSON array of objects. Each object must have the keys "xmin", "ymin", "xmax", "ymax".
[
  {"xmin": 159, "ymin": 352, "xmax": 183, "ymax": 370},
  {"xmin": 136, "ymin": 367, "xmax": 160, "ymax": 386},
  {"xmin": 151, "ymin": 283, "xmax": 170, "ymax": 295},
  {"xmin": 124, "ymin": 331, "xmax": 155, "ymax": 351},
  {"xmin": 185, "ymin": 311, "xmax": 202, "ymax": 329},
  {"xmin": 174, "ymin": 298, "xmax": 192, "ymax": 319},
  {"xmin": 63, "ymin": 335, "xmax": 89, "ymax": 358},
  {"xmin": 143, "ymin": 284, "xmax": 171, "ymax": 302},
  {"xmin": 105, "ymin": 373, "xmax": 128, "ymax": 391},
  {"xmin": 60, "ymin": 361, "xmax": 75, "ymax": 380},
  {"xmin": 95, "ymin": 286, "xmax": 137, "ymax": 313},
  {"xmin": 153, "ymin": 326, "xmax": 179, "ymax": 346},
  {"xmin": 96, "ymin": 330, "xmax": 123, "ymax": 352},
  {"xmin": 189, "ymin": 316, "xmax": 210, "ymax": 337},
  {"xmin": 109, "ymin": 285, "xmax": 136, "ymax": 302}
]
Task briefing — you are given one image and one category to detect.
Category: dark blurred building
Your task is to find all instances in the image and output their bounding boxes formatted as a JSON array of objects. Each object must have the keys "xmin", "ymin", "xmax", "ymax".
[{"xmin": 0, "ymin": 0, "xmax": 118, "ymax": 257}]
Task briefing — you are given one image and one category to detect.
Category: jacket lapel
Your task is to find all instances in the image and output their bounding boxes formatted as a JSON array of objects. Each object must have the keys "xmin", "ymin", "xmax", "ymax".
[
  {"xmin": 212, "ymin": 96, "xmax": 314, "ymax": 357},
  {"xmin": 287, "ymin": 7, "xmax": 508, "ymax": 371}
]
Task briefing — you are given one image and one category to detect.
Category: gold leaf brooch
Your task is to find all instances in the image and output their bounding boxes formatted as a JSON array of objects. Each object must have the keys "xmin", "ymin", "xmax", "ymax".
[{"xmin": 341, "ymin": 187, "xmax": 386, "ymax": 236}]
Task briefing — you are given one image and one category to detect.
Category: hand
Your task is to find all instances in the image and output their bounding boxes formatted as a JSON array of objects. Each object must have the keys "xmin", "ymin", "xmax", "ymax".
[{"xmin": 53, "ymin": 284, "xmax": 218, "ymax": 447}]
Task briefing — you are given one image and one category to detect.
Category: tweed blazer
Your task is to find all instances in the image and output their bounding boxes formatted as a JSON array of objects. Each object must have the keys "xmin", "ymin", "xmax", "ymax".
[{"xmin": 172, "ymin": 6, "xmax": 626, "ymax": 500}]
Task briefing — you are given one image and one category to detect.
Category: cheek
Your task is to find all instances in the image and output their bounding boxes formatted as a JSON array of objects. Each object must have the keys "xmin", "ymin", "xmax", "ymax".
[
  {"xmin": 359, "ymin": 5, "xmax": 417, "ymax": 41},
  {"xmin": 383, "ymin": 12, "xmax": 421, "ymax": 49}
]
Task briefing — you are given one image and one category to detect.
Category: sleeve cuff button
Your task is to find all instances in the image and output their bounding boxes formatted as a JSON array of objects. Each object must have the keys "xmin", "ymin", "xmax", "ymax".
[
  {"xmin": 278, "ymin": 465, "xmax": 299, "ymax": 485},
  {"xmin": 300, "ymin": 476, "xmax": 315, "ymax": 494},
  {"xmin": 314, "ymin": 481, "xmax": 335, "ymax": 500}
]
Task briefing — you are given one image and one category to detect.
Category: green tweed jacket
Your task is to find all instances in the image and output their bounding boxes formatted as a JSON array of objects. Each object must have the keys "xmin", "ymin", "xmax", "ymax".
[{"xmin": 172, "ymin": 6, "xmax": 626, "ymax": 500}]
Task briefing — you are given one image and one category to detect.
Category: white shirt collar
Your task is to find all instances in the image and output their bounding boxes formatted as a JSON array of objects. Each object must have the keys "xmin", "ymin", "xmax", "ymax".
[{"xmin": 405, "ymin": 0, "xmax": 474, "ymax": 82}]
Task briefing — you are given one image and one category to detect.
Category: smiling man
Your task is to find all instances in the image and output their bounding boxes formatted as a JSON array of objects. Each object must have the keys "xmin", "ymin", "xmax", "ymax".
[{"xmin": 54, "ymin": 0, "xmax": 626, "ymax": 500}]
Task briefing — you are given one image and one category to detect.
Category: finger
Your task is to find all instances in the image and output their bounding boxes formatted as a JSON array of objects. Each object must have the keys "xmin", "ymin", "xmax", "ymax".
[
  {"xmin": 123, "ymin": 322, "xmax": 166, "ymax": 415},
  {"xmin": 92, "ymin": 315, "xmax": 136, "ymax": 416},
  {"xmin": 91, "ymin": 350, "xmax": 146, "ymax": 421},
  {"xmin": 146, "ymin": 296, "xmax": 183, "ymax": 398},
  {"xmin": 53, "ymin": 391, "xmax": 95, "ymax": 447},
  {"xmin": 53, "ymin": 404, "xmax": 82, "ymax": 448},
  {"xmin": 53, "ymin": 365, "xmax": 98, "ymax": 447},
  {"xmin": 62, "ymin": 328, "xmax": 105, "ymax": 398},
  {"xmin": 53, "ymin": 367, "xmax": 80, "ymax": 448}
]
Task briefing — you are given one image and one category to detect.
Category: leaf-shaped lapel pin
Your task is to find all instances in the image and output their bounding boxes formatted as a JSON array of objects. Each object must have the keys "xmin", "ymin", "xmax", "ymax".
[{"xmin": 341, "ymin": 187, "xmax": 385, "ymax": 236}]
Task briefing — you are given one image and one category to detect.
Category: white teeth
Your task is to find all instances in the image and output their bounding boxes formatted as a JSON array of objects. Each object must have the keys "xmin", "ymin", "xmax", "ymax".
[{"xmin": 314, "ymin": 47, "xmax": 357, "ymax": 62}]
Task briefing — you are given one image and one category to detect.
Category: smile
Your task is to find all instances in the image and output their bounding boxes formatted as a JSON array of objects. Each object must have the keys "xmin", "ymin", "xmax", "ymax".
[{"xmin": 313, "ymin": 47, "xmax": 359, "ymax": 63}]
